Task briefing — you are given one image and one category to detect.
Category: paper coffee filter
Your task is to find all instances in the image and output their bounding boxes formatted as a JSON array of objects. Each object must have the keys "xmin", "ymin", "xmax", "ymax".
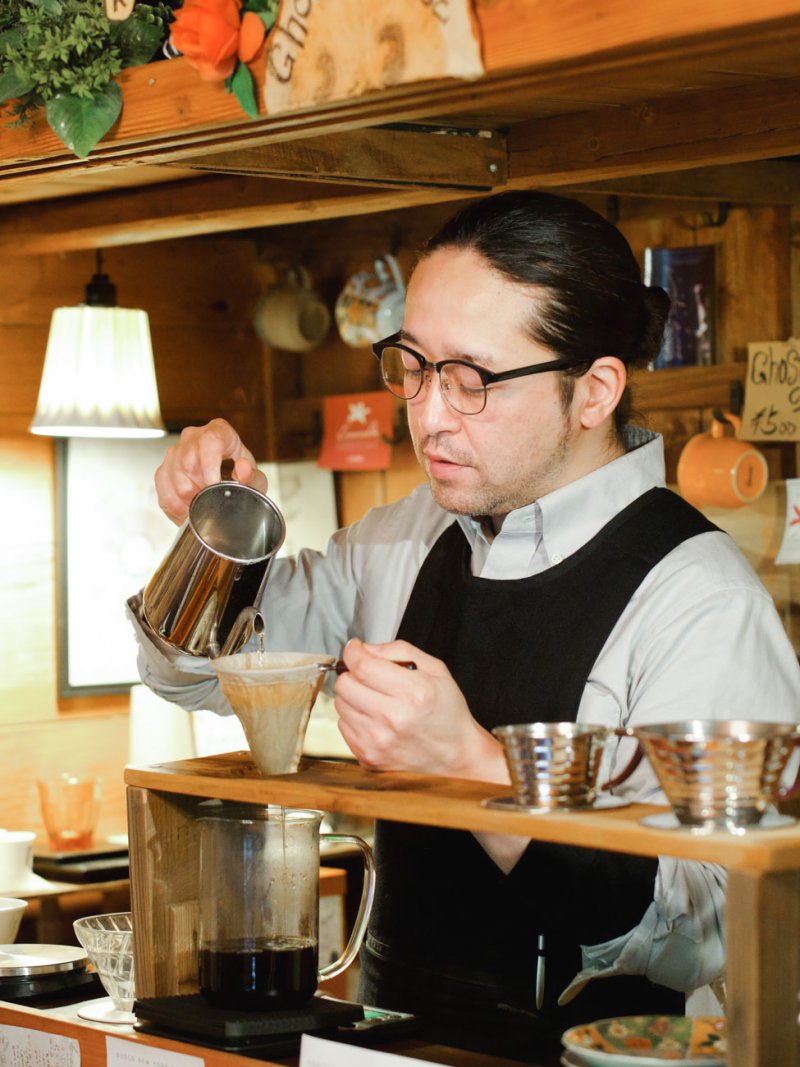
[{"xmin": 212, "ymin": 652, "xmax": 334, "ymax": 775}]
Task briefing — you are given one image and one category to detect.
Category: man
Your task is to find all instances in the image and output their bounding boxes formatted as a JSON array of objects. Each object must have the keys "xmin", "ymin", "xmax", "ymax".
[{"xmin": 133, "ymin": 191, "xmax": 800, "ymax": 1064}]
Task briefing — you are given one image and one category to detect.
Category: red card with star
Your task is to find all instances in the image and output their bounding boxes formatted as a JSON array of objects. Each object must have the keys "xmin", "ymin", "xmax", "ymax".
[{"xmin": 318, "ymin": 392, "xmax": 395, "ymax": 470}]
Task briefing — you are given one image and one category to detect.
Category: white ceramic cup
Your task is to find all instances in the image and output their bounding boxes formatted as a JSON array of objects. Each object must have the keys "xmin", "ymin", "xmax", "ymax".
[
  {"xmin": 335, "ymin": 253, "xmax": 406, "ymax": 348},
  {"xmin": 0, "ymin": 830, "xmax": 36, "ymax": 894},
  {"xmin": 254, "ymin": 266, "xmax": 330, "ymax": 353},
  {"xmin": 0, "ymin": 897, "xmax": 27, "ymax": 943}
]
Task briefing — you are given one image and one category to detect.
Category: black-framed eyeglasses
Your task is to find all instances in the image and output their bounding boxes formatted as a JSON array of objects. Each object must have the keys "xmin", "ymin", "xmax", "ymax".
[{"xmin": 372, "ymin": 333, "xmax": 576, "ymax": 415}]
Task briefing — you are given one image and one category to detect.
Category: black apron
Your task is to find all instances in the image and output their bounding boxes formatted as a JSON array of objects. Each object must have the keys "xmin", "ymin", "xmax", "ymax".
[{"xmin": 360, "ymin": 487, "xmax": 718, "ymax": 1065}]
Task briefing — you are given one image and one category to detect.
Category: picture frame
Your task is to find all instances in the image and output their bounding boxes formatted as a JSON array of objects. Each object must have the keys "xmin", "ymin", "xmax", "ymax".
[{"xmin": 56, "ymin": 436, "xmax": 179, "ymax": 697}]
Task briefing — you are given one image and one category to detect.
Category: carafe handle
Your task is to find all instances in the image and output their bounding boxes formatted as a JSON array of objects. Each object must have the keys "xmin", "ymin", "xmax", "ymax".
[{"xmin": 318, "ymin": 834, "xmax": 376, "ymax": 982}]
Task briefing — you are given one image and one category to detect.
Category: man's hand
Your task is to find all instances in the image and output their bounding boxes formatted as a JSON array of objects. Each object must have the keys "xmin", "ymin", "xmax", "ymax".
[
  {"xmin": 155, "ymin": 419, "xmax": 267, "ymax": 524},
  {"xmin": 334, "ymin": 637, "xmax": 510, "ymax": 783}
]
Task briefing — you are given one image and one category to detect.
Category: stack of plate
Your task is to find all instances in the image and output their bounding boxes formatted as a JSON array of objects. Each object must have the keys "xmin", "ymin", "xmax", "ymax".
[{"xmin": 561, "ymin": 1015, "xmax": 726, "ymax": 1066}]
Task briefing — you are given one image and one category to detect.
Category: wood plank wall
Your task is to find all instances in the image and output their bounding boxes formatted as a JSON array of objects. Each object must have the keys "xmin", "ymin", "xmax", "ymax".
[
  {"xmin": 0, "ymin": 237, "xmax": 270, "ymax": 839},
  {"xmin": 0, "ymin": 195, "xmax": 794, "ymax": 839}
]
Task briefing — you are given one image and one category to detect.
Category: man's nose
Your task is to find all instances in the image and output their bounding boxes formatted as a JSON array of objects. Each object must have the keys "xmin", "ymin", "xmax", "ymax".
[{"xmin": 413, "ymin": 369, "xmax": 461, "ymax": 432}]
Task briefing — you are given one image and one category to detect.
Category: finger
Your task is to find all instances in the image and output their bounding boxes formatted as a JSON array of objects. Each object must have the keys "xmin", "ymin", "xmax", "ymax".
[
  {"xmin": 233, "ymin": 456, "xmax": 268, "ymax": 493},
  {"xmin": 196, "ymin": 421, "xmax": 241, "ymax": 487},
  {"xmin": 154, "ymin": 465, "xmax": 200, "ymax": 525},
  {"xmin": 361, "ymin": 639, "xmax": 442, "ymax": 674}
]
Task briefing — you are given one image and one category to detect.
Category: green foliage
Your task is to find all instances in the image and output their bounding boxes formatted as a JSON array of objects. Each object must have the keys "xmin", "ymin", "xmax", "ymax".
[
  {"xmin": 245, "ymin": 0, "xmax": 278, "ymax": 30},
  {"xmin": 46, "ymin": 78, "xmax": 122, "ymax": 157},
  {"xmin": 0, "ymin": 0, "xmax": 169, "ymax": 152},
  {"xmin": 227, "ymin": 59, "xmax": 257, "ymax": 119}
]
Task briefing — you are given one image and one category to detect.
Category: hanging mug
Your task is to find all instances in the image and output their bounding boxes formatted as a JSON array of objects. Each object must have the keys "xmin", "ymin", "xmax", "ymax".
[
  {"xmin": 335, "ymin": 253, "xmax": 405, "ymax": 348},
  {"xmin": 254, "ymin": 267, "xmax": 331, "ymax": 353},
  {"xmin": 677, "ymin": 412, "xmax": 768, "ymax": 509}
]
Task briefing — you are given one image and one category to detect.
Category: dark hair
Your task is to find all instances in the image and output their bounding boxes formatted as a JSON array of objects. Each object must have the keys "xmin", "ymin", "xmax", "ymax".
[{"xmin": 423, "ymin": 190, "xmax": 669, "ymax": 434}]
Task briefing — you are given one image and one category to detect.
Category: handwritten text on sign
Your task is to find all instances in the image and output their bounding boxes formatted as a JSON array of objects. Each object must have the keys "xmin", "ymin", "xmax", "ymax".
[
  {"xmin": 741, "ymin": 340, "xmax": 800, "ymax": 441},
  {"xmin": 264, "ymin": 0, "xmax": 483, "ymax": 115}
]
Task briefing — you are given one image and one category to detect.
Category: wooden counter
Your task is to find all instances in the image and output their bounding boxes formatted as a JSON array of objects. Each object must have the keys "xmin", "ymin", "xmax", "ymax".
[
  {"xmin": 125, "ymin": 755, "xmax": 800, "ymax": 1067},
  {"xmin": 0, "ymin": 999, "xmax": 533, "ymax": 1067}
]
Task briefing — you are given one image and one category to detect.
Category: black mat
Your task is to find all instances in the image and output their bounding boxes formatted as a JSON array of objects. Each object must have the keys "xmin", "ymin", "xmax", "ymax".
[{"xmin": 134, "ymin": 993, "xmax": 363, "ymax": 1048}]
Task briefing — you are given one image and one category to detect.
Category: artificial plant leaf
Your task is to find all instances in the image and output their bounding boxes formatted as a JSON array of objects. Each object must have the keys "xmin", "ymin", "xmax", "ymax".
[
  {"xmin": 245, "ymin": 0, "xmax": 278, "ymax": 28},
  {"xmin": 45, "ymin": 82, "xmax": 122, "ymax": 158},
  {"xmin": 0, "ymin": 67, "xmax": 35, "ymax": 103},
  {"xmin": 230, "ymin": 61, "xmax": 258, "ymax": 119},
  {"xmin": 0, "ymin": 26, "xmax": 26, "ymax": 50},
  {"xmin": 112, "ymin": 13, "xmax": 165, "ymax": 68},
  {"xmin": 27, "ymin": 0, "xmax": 62, "ymax": 14}
]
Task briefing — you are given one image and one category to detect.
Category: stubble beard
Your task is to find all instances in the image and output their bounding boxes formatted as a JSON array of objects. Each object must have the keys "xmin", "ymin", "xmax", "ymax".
[{"xmin": 413, "ymin": 421, "xmax": 572, "ymax": 518}]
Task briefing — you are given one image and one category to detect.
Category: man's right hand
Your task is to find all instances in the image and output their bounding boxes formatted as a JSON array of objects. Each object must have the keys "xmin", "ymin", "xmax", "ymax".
[{"xmin": 154, "ymin": 419, "xmax": 267, "ymax": 524}]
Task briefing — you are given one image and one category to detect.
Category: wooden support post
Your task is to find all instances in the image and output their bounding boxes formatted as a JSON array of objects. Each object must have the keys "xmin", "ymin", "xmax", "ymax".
[{"xmin": 726, "ymin": 867, "xmax": 800, "ymax": 1067}]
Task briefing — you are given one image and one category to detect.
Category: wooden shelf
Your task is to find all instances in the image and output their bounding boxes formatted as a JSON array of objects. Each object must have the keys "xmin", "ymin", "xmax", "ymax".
[
  {"xmin": 6, "ymin": 1, "xmax": 800, "ymax": 251},
  {"xmin": 124, "ymin": 753, "xmax": 800, "ymax": 873},
  {"xmin": 123, "ymin": 753, "xmax": 800, "ymax": 1066}
]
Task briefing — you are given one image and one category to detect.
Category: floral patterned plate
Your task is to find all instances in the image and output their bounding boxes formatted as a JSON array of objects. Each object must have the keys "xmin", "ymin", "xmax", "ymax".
[{"xmin": 562, "ymin": 1015, "xmax": 726, "ymax": 1066}]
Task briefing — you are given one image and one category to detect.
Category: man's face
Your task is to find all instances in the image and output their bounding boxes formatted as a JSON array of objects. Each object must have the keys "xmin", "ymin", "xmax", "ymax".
[{"xmin": 402, "ymin": 246, "xmax": 583, "ymax": 523}]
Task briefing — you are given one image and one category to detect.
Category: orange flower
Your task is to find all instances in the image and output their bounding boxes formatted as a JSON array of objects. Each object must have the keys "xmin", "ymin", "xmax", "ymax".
[
  {"xmin": 170, "ymin": 0, "xmax": 243, "ymax": 82},
  {"xmin": 238, "ymin": 10, "xmax": 266, "ymax": 64}
]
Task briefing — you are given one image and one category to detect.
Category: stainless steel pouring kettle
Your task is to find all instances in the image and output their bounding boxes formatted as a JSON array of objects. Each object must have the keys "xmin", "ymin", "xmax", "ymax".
[{"xmin": 141, "ymin": 480, "xmax": 285, "ymax": 659}]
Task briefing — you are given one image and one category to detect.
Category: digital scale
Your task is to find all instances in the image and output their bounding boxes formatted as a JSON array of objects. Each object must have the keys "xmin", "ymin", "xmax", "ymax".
[{"xmin": 133, "ymin": 994, "xmax": 416, "ymax": 1057}]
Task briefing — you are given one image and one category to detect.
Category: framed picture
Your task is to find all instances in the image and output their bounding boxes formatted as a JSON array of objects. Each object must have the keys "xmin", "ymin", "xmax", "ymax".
[
  {"xmin": 56, "ymin": 436, "xmax": 179, "ymax": 696},
  {"xmin": 643, "ymin": 244, "xmax": 716, "ymax": 369},
  {"xmin": 56, "ymin": 442, "xmax": 341, "ymax": 697}
]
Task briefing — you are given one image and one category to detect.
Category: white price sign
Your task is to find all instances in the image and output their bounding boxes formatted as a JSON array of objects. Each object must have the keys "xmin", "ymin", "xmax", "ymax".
[{"xmin": 107, "ymin": 1035, "xmax": 204, "ymax": 1067}]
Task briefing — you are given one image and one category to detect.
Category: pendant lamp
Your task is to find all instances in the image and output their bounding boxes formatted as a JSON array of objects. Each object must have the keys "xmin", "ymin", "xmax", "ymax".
[{"xmin": 30, "ymin": 252, "xmax": 166, "ymax": 438}]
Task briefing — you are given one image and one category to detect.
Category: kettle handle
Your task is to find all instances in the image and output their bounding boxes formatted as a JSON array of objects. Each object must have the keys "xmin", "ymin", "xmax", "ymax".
[
  {"xmin": 317, "ymin": 834, "xmax": 376, "ymax": 982},
  {"xmin": 598, "ymin": 727, "xmax": 645, "ymax": 792}
]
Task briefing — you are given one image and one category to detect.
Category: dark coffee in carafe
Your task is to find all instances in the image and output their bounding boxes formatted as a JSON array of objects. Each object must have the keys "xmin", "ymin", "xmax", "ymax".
[{"xmin": 199, "ymin": 938, "xmax": 318, "ymax": 1008}]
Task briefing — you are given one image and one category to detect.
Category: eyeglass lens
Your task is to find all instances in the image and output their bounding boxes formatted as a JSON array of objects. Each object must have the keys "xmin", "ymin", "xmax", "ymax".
[{"xmin": 379, "ymin": 346, "xmax": 487, "ymax": 415}]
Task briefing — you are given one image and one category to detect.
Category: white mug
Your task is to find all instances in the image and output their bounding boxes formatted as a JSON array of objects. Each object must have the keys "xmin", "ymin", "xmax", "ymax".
[
  {"xmin": 0, "ymin": 830, "xmax": 37, "ymax": 893},
  {"xmin": 335, "ymin": 254, "xmax": 405, "ymax": 348},
  {"xmin": 254, "ymin": 267, "xmax": 330, "ymax": 353}
]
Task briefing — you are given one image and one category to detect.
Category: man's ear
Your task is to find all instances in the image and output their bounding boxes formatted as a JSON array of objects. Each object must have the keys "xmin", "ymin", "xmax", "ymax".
[{"xmin": 577, "ymin": 357, "xmax": 627, "ymax": 429}]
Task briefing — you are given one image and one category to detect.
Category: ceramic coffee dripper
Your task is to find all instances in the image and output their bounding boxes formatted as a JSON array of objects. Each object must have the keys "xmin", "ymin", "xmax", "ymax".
[
  {"xmin": 211, "ymin": 651, "xmax": 335, "ymax": 775},
  {"xmin": 677, "ymin": 412, "xmax": 768, "ymax": 508},
  {"xmin": 254, "ymin": 266, "xmax": 330, "ymax": 353},
  {"xmin": 335, "ymin": 253, "xmax": 405, "ymax": 348},
  {"xmin": 198, "ymin": 806, "xmax": 375, "ymax": 1008},
  {"xmin": 619, "ymin": 719, "xmax": 800, "ymax": 831},
  {"xmin": 142, "ymin": 480, "xmax": 285, "ymax": 659}
]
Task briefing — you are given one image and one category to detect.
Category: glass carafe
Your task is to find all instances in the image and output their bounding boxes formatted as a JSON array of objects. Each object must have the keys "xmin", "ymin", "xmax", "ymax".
[{"xmin": 198, "ymin": 805, "xmax": 375, "ymax": 1009}]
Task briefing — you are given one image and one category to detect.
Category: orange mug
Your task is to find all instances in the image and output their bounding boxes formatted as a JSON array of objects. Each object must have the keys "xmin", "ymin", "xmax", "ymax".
[{"xmin": 677, "ymin": 412, "xmax": 768, "ymax": 508}]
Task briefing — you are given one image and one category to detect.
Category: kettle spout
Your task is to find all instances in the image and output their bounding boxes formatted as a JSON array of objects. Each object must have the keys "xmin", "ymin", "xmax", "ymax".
[{"xmin": 214, "ymin": 608, "xmax": 265, "ymax": 659}]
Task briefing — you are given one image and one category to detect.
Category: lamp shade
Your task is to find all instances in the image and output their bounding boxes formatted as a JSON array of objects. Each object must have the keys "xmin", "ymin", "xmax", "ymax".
[{"xmin": 30, "ymin": 305, "xmax": 166, "ymax": 438}]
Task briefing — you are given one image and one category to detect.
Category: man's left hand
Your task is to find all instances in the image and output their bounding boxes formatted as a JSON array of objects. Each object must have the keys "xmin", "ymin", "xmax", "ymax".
[{"xmin": 334, "ymin": 637, "xmax": 509, "ymax": 783}]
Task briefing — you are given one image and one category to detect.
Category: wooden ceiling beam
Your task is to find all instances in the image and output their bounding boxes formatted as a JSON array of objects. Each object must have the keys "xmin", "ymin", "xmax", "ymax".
[
  {"xmin": 0, "ymin": 175, "xmax": 478, "ymax": 255},
  {"xmin": 167, "ymin": 126, "xmax": 507, "ymax": 191},
  {"xmin": 557, "ymin": 161, "xmax": 800, "ymax": 205},
  {"xmin": 508, "ymin": 76, "xmax": 800, "ymax": 186}
]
